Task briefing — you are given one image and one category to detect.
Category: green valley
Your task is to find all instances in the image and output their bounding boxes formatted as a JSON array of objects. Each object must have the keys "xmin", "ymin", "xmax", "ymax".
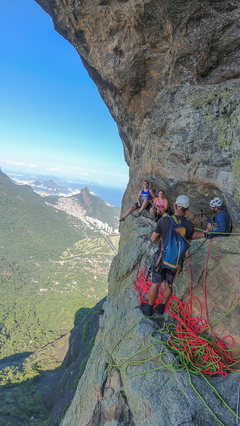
[{"xmin": 0, "ymin": 171, "xmax": 119, "ymax": 425}]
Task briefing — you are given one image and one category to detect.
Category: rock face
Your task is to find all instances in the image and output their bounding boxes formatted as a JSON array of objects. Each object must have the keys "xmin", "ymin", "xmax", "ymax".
[
  {"xmin": 61, "ymin": 214, "xmax": 240, "ymax": 426},
  {"xmin": 36, "ymin": 0, "xmax": 240, "ymax": 222},
  {"xmin": 33, "ymin": 1, "xmax": 240, "ymax": 425}
]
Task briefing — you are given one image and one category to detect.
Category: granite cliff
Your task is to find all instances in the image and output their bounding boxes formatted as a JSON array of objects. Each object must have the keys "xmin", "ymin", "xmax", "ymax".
[{"xmin": 33, "ymin": 1, "xmax": 240, "ymax": 425}]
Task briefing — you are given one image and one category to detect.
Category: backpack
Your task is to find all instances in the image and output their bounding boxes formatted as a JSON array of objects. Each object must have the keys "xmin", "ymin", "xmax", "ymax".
[{"xmin": 155, "ymin": 216, "xmax": 190, "ymax": 272}]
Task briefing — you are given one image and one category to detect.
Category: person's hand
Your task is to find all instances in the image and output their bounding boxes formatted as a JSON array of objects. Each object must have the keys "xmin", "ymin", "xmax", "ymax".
[
  {"xmin": 202, "ymin": 214, "xmax": 207, "ymax": 220},
  {"xmin": 138, "ymin": 201, "xmax": 141, "ymax": 207}
]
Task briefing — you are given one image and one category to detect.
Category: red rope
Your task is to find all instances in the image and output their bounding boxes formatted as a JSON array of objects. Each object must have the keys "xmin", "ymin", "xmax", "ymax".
[
  {"xmin": 187, "ymin": 249, "xmax": 192, "ymax": 313},
  {"xmin": 134, "ymin": 250, "xmax": 239, "ymax": 377},
  {"xmin": 204, "ymin": 239, "xmax": 212, "ymax": 324}
]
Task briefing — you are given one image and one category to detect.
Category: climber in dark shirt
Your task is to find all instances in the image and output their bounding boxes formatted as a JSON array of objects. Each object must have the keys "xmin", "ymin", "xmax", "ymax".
[{"xmin": 142, "ymin": 195, "xmax": 194, "ymax": 316}]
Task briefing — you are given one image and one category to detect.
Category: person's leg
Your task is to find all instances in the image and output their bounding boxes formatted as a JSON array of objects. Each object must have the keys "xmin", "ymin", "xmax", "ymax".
[
  {"xmin": 120, "ymin": 204, "xmax": 137, "ymax": 220},
  {"xmin": 150, "ymin": 206, "xmax": 156, "ymax": 219},
  {"xmin": 142, "ymin": 260, "xmax": 164, "ymax": 316},
  {"xmin": 148, "ymin": 283, "xmax": 161, "ymax": 305},
  {"xmin": 153, "ymin": 281, "xmax": 172, "ymax": 315},
  {"xmin": 162, "ymin": 282, "xmax": 173, "ymax": 305},
  {"xmin": 192, "ymin": 231, "xmax": 205, "ymax": 240},
  {"xmin": 155, "ymin": 265, "xmax": 176, "ymax": 314},
  {"xmin": 142, "ymin": 282, "xmax": 161, "ymax": 316},
  {"xmin": 139, "ymin": 199, "xmax": 149, "ymax": 213}
]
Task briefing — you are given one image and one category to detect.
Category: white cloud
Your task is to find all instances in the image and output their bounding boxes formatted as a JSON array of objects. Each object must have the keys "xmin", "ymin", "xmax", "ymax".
[
  {"xmin": 0, "ymin": 159, "xmax": 27, "ymax": 166},
  {"xmin": 45, "ymin": 167, "xmax": 62, "ymax": 172},
  {"xmin": 69, "ymin": 170, "xmax": 89, "ymax": 176},
  {"xmin": 29, "ymin": 163, "xmax": 38, "ymax": 168}
]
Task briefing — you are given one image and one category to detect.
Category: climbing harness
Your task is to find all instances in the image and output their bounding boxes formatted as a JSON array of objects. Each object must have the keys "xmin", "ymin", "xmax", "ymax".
[{"xmin": 108, "ymin": 239, "xmax": 240, "ymax": 425}]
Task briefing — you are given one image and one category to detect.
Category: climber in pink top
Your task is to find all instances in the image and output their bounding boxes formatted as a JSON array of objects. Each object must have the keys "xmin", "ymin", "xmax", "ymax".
[{"xmin": 150, "ymin": 190, "xmax": 169, "ymax": 220}]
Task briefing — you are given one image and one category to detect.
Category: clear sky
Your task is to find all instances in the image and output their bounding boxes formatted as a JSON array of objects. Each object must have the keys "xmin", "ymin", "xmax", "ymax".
[{"xmin": 0, "ymin": 0, "xmax": 129, "ymax": 188}]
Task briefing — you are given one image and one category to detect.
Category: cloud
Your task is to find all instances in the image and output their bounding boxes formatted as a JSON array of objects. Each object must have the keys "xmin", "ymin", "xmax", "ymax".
[
  {"xmin": 0, "ymin": 159, "xmax": 27, "ymax": 166},
  {"xmin": 29, "ymin": 163, "xmax": 38, "ymax": 168},
  {"xmin": 69, "ymin": 170, "xmax": 89, "ymax": 176},
  {"xmin": 44, "ymin": 167, "xmax": 89, "ymax": 176},
  {"xmin": 45, "ymin": 167, "xmax": 62, "ymax": 172}
]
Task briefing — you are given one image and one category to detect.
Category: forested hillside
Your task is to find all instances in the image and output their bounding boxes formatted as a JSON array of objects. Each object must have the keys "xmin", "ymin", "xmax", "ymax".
[
  {"xmin": 0, "ymin": 171, "xmax": 116, "ymax": 357},
  {"xmin": 0, "ymin": 171, "xmax": 117, "ymax": 425}
]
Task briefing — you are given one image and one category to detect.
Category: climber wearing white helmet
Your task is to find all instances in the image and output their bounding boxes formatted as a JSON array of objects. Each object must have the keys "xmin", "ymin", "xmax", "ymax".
[
  {"xmin": 192, "ymin": 197, "xmax": 231, "ymax": 240},
  {"xmin": 142, "ymin": 195, "xmax": 194, "ymax": 317}
]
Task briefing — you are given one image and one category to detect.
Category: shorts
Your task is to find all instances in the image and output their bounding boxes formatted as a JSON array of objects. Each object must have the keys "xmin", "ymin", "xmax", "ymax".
[
  {"xmin": 134, "ymin": 201, "xmax": 151, "ymax": 211},
  {"xmin": 152, "ymin": 254, "xmax": 177, "ymax": 285}
]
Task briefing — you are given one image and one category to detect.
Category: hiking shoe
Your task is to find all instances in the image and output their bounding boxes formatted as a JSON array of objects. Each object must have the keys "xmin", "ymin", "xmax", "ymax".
[
  {"xmin": 135, "ymin": 211, "xmax": 142, "ymax": 218},
  {"xmin": 119, "ymin": 218, "xmax": 125, "ymax": 222},
  {"xmin": 141, "ymin": 303, "xmax": 153, "ymax": 316},
  {"xmin": 154, "ymin": 303, "xmax": 166, "ymax": 315}
]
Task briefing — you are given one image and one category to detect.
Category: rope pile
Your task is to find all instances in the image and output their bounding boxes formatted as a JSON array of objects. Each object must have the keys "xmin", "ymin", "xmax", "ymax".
[
  {"xmin": 108, "ymin": 239, "xmax": 240, "ymax": 424},
  {"xmin": 133, "ymin": 241, "xmax": 240, "ymax": 378}
]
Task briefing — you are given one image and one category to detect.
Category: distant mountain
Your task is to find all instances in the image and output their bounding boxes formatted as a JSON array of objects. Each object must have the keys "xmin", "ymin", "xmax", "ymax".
[
  {"xmin": 0, "ymin": 171, "xmax": 80, "ymax": 261},
  {"xmin": 33, "ymin": 179, "xmax": 65, "ymax": 190},
  {"xmin": 49, "ymin": 187, "xmax": 120, "ymax": 232}
]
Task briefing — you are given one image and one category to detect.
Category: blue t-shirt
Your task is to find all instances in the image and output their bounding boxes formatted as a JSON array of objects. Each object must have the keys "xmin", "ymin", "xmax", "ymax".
[
  {"xmin": 207, "ymin": 211, "xmax": 230, "ymax": 236},
  {"xmin": 140, "ymin": 189, "xmax": 152, "ymax": 201}
]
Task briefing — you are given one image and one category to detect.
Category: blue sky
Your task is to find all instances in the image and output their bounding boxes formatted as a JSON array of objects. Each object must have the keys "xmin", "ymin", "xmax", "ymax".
[{"xmin": 0, "ymin": 0, "xmax": 129, "ymax": 188}]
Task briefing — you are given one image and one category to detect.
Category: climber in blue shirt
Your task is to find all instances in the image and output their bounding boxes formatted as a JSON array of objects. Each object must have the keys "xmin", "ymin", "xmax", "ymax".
[
  {"xmin": 192, "ymin": 197, "xmax": 231, "ymax": 240},
  {"xmin": 119, "ymin": 180, "xmax": 155, "ymax": 221}
]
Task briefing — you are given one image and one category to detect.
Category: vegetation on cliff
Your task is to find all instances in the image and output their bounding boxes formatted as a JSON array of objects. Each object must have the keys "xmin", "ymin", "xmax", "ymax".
[{"xmin": 0, "ymin": 171, "xmax": 117, "ymax": 425}]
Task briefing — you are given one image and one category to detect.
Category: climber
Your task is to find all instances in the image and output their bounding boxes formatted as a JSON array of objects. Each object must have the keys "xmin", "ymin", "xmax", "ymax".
[
  {"xmin": 142, "ymin": 195, "xmax": 194, "ymax": 316},
  {"xmin": 192, "ymin": 197, "xmax": 231, "ymax": 240},
  {"xmin": 119, "ymin": 180, "xmax": 155, "ymax": 221},
  {"xmin": 150, "ymin": 189, "xmax": 169, "ymax": 221}
]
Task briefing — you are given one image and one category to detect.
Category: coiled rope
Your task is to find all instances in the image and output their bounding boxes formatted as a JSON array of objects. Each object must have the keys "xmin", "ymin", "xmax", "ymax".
[{"xmin": 108, "ymin": 240, "xmax": 240, "ymax": 425}]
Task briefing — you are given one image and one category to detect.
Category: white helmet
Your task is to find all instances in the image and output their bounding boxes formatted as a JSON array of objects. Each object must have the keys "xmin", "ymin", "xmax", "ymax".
[
  {"xmin": 175, "ymin": 195, "xmax": 190, "ymax": 209},
  {"xmin": 210, "ymin": 197, "xmax": 223, "ymax": 208}
]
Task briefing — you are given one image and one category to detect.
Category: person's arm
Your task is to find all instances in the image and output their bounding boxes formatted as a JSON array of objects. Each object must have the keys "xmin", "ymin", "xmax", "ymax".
[
  {"xmin": 187, "ymin": 222, "xmax": 195, "ymax": 242},
  {"xmin": 137, "ymin": 190, "xmax": 142, "ymax": 207},
  {"xmin": 152, "ymin": 197, "xmax": 157, "ymax": 208},
  {"xmin": 163, "ymin": 198, "xmax": 169, "ymax": 212},
  {"xmin": 151, "ymin": 219, "xmax": 162, "ymax": 242},
  {"xmin": 150, "ymin": 189, "xmax": 155, "ymax": 200},
  {"xmin": 151, "ymin": 232, "xmax": 160, "ymax": 242}
]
